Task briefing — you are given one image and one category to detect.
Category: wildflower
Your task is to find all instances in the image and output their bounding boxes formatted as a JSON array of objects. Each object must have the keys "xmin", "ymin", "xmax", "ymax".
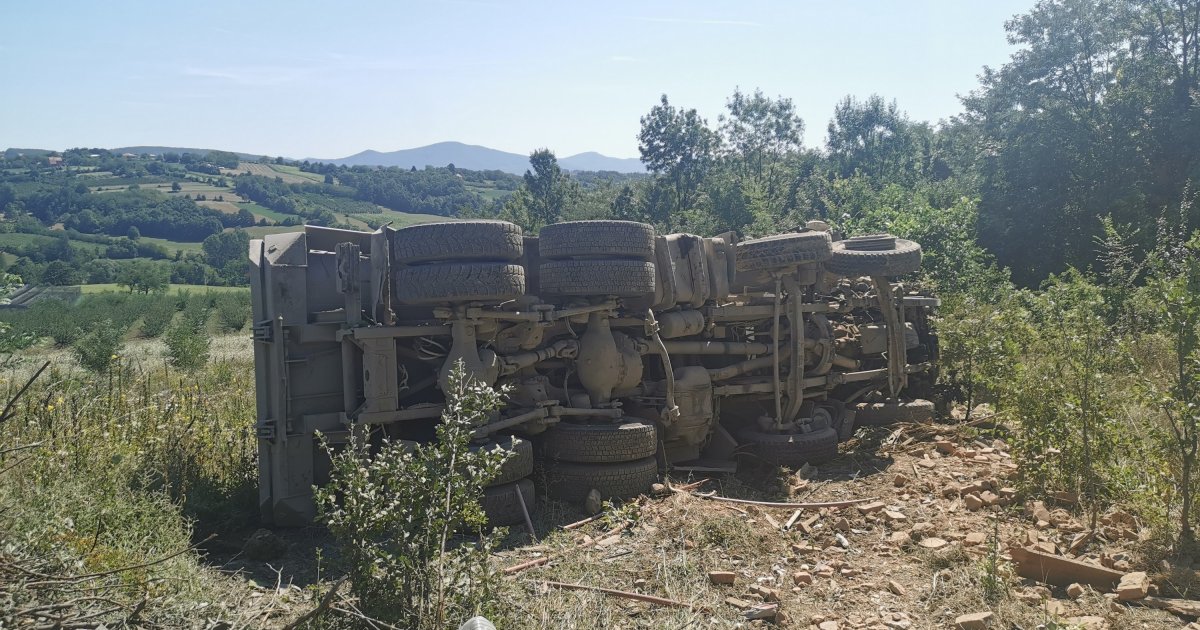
[{"xmin": 46, "ymin": 404, "xmax": 55, "ymax": 412}]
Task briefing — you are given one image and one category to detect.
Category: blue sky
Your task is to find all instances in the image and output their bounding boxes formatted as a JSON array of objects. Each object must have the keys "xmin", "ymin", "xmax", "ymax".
[{"xmin": 1, "ymin": 1, "xmax": 1032, "ymax": 159}]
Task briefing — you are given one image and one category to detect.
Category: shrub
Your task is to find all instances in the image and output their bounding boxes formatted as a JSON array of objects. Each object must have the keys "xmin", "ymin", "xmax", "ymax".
[
  {"xmin": 316, "ymin": 361, "xmax": 510, "ymax": 628},
  {"xmin": 214, "ymin": 292, "xmax": 249, "ymax": 332},
  {"xmin": 72, "ymin": 319, "xmax": 125, "ymax": 372},
  {"xmin": 164, "ymin": 316, "xmax": 210, "ymax": 371},
  {"xmin": 140, "ymin": 296, "xmax": 177, "ymax": 338}
]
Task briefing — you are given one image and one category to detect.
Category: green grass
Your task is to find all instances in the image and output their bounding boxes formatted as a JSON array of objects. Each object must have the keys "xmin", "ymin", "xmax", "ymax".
[
  {"xmin": 79, "ymin": 283, "xmax": 248, "ymax": 295},
  {"xmin": 136, "ymin": 235, "xmax": 205, "ymax": 255},
  {"xmin": 0, "ymin": 232, "xmax": 106, "ymax": 254},
  {"xmin": 466, "ymin": 184, "xmax": 514, "ymax": 202},
  {"xmin": 243, "ymin": 225, "xmax": 304, "ymax": 238},
  {"xmin": 268, "ymin": 163, "xmax": 325, "ymax": 183},
  {"xmin": 237, "ymin": 201, "xmax": 293, "ymax": 223}
]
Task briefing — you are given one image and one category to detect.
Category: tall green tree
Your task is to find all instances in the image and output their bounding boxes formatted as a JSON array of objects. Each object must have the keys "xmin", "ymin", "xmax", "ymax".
[
  {"xmin": 826, "ymin": 94, "xmax": 931, "ymax": 186},
  {"xmin": 638, "ymin": 95, "xmax": 720, "ymax": 225},
  {"xmin": 719, "ymin": 88, "xmax": 804, "ymax": 218},
  {"xmin": 520, "ymin": 149, "xmax": 578, "ymax": 228}
]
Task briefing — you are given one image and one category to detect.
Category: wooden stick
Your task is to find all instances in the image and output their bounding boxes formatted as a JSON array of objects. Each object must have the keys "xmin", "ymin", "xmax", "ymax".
[
  {"xmin": 671, "ymin": 478, "xmax": 712, "ymax": 492},
  {"xmin": 283, "ymin": 576, "xmax": 346, "ymax": 630},
  {"xmin": 0, "ymin": 360, "xmax": 49, "ymax": 425},
  {"xmin": 562, "ymin": 514, "xmax": 601, "ymax": 531},
  {"xmin": 514, "ymin": 483, "xmax": 538, "ymax": 543},
  {"xmin": 783, "ymin": 509, "xmax": 803, "ymax": 530},
  {"xmin": 541, "ymin": 580, "xmax": 706, "ymax": 611},
  {"xmin": 503, "ymin": 523, "xmax": 629, "ymax": 575},
  {"xmin": 691, "ymin": 493, "xmax": 876, "ymax": 509}
]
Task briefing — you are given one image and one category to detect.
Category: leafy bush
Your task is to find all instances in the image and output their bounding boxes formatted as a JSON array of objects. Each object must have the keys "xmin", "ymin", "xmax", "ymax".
[
  {"xmin": 72, "ymin": 319, "xmax": 126, "ymax": 372},
  {"xmin": 316, "ymin": 361, "xmax": 509, "ymax": 628},
  {"xmin": 164, "ymin": 310, "xmax": 210, "ymax": 372},
  {"xmin": 214, "ymin": 292, "xmax": 249, "ymax": 332},
  {"xmin": 139, "ymin": 295, "xmax": 177, "ymax": 338}
]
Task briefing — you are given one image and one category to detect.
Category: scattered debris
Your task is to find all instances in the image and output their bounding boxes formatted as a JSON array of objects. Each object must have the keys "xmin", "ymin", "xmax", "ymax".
[
  {"xmin": 1008, "ymin": 545, "xmax": 1124, "ymax": 588},
  {"xmin": 540, "ymin": 580, "xmax": 704, "ymax": 611},
  {"xmin": 1115, "ymin": 571, "xmax": 1149, "ymax": 601},
  {"xmin": 708, "ymin": 571, "xmax": 736, "ymax": 585},
  {"xmin": 954, "ymin": 611, "xmax": 993, "ymax": 629}
]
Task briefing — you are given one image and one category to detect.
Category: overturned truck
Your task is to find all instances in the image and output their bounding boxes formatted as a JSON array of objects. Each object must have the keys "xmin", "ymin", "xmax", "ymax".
[{"xmin": 250, "ymin": 220, "xmax": 938, "ymax": 526}]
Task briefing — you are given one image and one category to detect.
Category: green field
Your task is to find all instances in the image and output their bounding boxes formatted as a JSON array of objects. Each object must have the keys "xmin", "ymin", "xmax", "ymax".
[
  {"xmin": 237, "ymin": 201, "xmax": 293, "ymax": 223},
  {"xmin": 78, "ymin": 282, "xmax": 248, "ymax": 295},
  {"xmin": 0, "ymin": 232, "xmax": 106, "ymax": 254},
  {"xmin": 136, "ymin": 235, "xmax": 205, "ymax": 254},
  {"xmin": 267, "ymin": 163, "xmax": 325, "ymax": 183},
  {"xmin": 465, "ymin": 184, "xmax": 513, "ymax": 202}
]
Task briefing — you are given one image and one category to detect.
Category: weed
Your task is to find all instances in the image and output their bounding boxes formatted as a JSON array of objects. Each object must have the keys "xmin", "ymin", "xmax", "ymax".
[{"xmin": 316, "ymin": 361, "xmax": 510, "ymax": 628}]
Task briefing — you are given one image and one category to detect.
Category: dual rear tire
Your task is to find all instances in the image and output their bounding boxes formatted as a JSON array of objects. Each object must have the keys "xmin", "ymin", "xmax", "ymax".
[{"xmin": 538, "ymin": 418, "xmax": 659, "ymax": 502}]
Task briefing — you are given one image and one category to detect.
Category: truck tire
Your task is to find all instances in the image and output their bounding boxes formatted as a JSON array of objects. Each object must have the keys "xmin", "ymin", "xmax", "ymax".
[
  {"xmin": 392, "ymin": 221, "xmax": 523, "ymax": 264},
  {"xmin": 396, "ymin": 262, "xmax": 524, "ymax": 304},
  {"xmin": 826, "ymin": 235, "xmax": 921, "ymax": 277},
  {"xmin": 472, "ymin": 435, "xmax": 534, "ymax": 486},
  {"xmin": 481, "ymin": 478, "xmax": 535, "ymax": 526},
  {"xmin": 736, "ymin": 231, "xmax": 833, "ymax": 271},
  {"xmin": 539, "ymin": 259, "xmax": 656, "ymax": 296},
  {"xmin": 538, "ymin": 220, "xmax": 655, "ymax": 260},
  {"xmin": 540, "ymin": 420, "xmax": 657, "ymax": 463},
  {"xmin": 542, "ymin": 457, "xmax": 658, "ymax": 502},
  {"xmin": 853, "ymin": 399, "xmax": 934, "ymax": 426},
  {"xmin": 738, "ymin": 427, "xmax": 838, "ymax": 468}
]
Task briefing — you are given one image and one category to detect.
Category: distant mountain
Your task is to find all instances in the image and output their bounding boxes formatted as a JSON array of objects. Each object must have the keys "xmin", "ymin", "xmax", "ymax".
[
  {"xmin": 112, "ymin": 146, "xmax": 265, "ymax": 160},
  {"xmin": 558, "ymin": 152, "xmax": 644, "ymax": 173},
  {"xmin": 311, "ymin": 141, "xmax": 645, "ymax": 174}
]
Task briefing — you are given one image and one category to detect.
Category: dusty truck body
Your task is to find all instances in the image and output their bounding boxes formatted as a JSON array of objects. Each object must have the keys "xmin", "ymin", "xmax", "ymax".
[{"xmin": 250, "ymin": 220, "xmax": 937, "ymax": 526}]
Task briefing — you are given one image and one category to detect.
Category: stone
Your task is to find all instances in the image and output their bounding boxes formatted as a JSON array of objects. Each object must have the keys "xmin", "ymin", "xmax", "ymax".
[
  {"xmin": 242, "ymin": 528, "xmax": 287, "ymax": 561},
  {"xmin": 893, "ymin": 473, "xmax": 909, "ymax": 487},
  {"xmin": 633, "ymin": 578, "xmax": 647, "ymax": 588},
  {"xmin": 748, "ymin": 584, "xmax": 780, "ymax": 602},
  {"xmin": 884, "ymin": 509, "xmax": 907, "ymax": 522},
  {"xmin": 792, "ymin": 571, "xmax": 812, "ymax": 585},
  {"xmin": 583, "ymin": 488, "xmax": 603, "ymax": 515},
  {"xmin": 979, "ymin": 491, "xmax": 999, "ymax": 506},
  {"xmin": 911, "ymin": 522, "xmax": 934, "ymax": 536},
  {"xmin": 857, "ymin": 501, "xmax": 886, "ymax": 515},
  {"xmin": 1067, "ymin": 583, "xmax": 1085, "ymax": 599},
  {"xmin": 964, "ymin": 532, "xmax": 987, "ymax": 546},
  {"xmin": 724, "ymin": 596, "xmax": 753, "ymax": 610},
  {"xmin": 1116, "ymin": 571, "xmax": 1149, "ymax": 601},
  {"xmin": 954, "ymin": 612, "xmax": 993, "ymax": 629},
  {"xmin": 963, "ymin": 493, "xmax": 985, "ymax": 511},
  {"xmin": 888, "ymin": 579, "xmax": 906, "ymax": 596},
  {"xmin": 1033, "ymin": 541, "xmax": 1057, "ymax": 554},
  {"xmin": 935, "ymin": 440, "xmax": 957, "ymax": 454},
  {"xmin": 650, "ymin": 482, "xmax": 668, "ymax": 496},
  {"xmin": 709, "ymin": 570, "xmax": 736, "ymax": 585},
  {"xmin": 819, "ymin": 622, "xmax": 839, "ymax": 630},
  {"xmin": 918, "ymin": 537, "xmax": 948, "ymax": 549},
  {"xmin": 834, "ymin": 517, "xmax": 851, "ymax": 532}
]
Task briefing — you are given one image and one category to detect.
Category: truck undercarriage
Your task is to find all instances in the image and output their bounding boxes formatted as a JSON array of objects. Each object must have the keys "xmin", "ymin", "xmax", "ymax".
[{"xmin": 249, "ymin": 220, "xmax": 937, "ymax": 526}]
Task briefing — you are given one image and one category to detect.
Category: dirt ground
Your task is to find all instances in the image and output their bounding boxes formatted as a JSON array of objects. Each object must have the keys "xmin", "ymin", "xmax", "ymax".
[
  {"xmin": 203, "ymin": 418, "xmax": 1195, "ymax": 628},
  {"xmin": 482, "ymin": 421, "xmax": 1189, "ymax": 629}
]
